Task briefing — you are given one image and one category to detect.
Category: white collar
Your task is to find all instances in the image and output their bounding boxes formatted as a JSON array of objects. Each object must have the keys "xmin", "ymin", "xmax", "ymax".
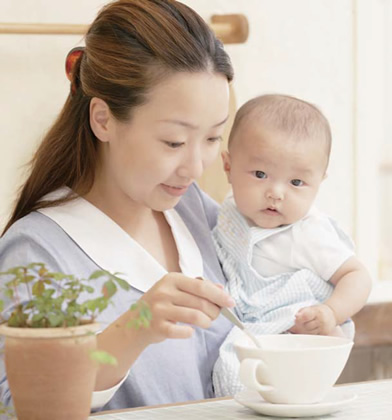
[{"xmin": 38, "ymin": 188, "xmax": 204, "ymax": 292}]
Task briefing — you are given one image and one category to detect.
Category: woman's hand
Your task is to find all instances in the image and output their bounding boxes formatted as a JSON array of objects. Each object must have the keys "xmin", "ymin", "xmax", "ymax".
[
  {"xmin": 138, "ymin": 273, "xmax": 235, "ymax": 343},
  {"xmin": 289, "ymin": 304, "xmax": 337, "ymax": 336},
  {"xmin": 95, "ymin": 273, "xmax": 234, "ymax": 390}
]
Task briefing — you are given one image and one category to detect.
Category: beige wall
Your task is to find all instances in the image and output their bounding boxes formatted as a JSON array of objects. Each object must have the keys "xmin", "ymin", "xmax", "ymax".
[
  {"xmin": 0, "ymin": 0, "xmax": 354, "ymax": 220},
  {"xmin": 0, "ymin": 1, "xmax": 388, "ymax": 281}
]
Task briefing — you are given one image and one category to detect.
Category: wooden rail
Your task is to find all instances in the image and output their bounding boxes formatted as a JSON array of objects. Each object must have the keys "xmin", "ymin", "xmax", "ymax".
[{"xmin": 0, "ymin": 14, "xmax": 248, "ymax": 44}]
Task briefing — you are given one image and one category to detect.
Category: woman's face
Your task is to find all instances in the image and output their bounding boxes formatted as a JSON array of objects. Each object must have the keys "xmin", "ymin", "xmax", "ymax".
[{"xmin": 96, "ymin": 72, "xmax": 229, "ymax": 212}]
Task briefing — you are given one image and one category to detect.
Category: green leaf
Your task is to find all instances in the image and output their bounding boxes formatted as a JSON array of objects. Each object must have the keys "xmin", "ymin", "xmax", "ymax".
[
  {"xmin": 112, "ymin": 275, "xmax": 131, "ymax": 291},
  {"xmin": 38, "ymin": 266, "xmax": 48, "ymax": 277},
  {"xmin": 0, "ymin": 263, "xmax": 134, "ymax": 330},
  {"xmin": 32, "ymin": 280, "xmax": 45, "ymax": 297},
  {"xmin": 20, "ymin": 275, "xmax": 35, "ymax": 284},
  {"xmin": 27, "ymin": 262, "xmax": 45, "ymax": 270},
  {"xmin": 49, "ymin": 272, "xmax": 70, "ymax": 281},
  {"xmin": 141, "ymin": 317, "xmax": 150, "ymax": 328},
  {"xmin": 4, "ymin": 289, "xmax": 13, "ymax": 299},
  {"xmin": 84, "ymin": 297, "xmax": 109, "ymax": 313},
  {"xmin": 89, "ymin": 350, "xmax": 118, "ymax": 366},
  {"xmin": 64, "ymin": 317, "xmax": 79, "ymax": 327},
  {"xmin": 5, "ymin": 267, "xmax": 23, "ymax": 276},
  {"xmin": 7, "ymin": 279, "xmax": 19, "ymax": 289},
  {"xmin": 25, "ymin": 301, "xmax": 35, "ymax": 310},
  {"xmin": 89, "ymin": 270, "xmax": 109, "ymax": 280},
  {"xmin": 102, "ymin": 280, "xmax": 117, "ymax": 299},
  {"xmin": 8, "ymin": 311, "xmax": 28, "ymax": 328},
  {"xmin": 126, "ymin": 319, "xmax": 140, "ymax": 329},
  {"xmin": 42, "ymin": 289, "xmax": 55, "ymax": 299},
  {"xmin": 48, "ymin": 313, "xmax": 65, "ymax": 327},
  {"xmin": 140, "ymin": 302, "xmax": 152, "ymax": 321},
  {"xmin": 31, "ymin": 313, "xmax": 44, "ymax": 323},
  {"xmin": 129, "ymin": 301, "xmax": 152, "ymax": 320}
]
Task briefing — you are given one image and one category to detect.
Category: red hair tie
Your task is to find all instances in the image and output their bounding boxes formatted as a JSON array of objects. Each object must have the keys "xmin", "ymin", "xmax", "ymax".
[{"xmin": 65, "ymin": 47, "xmax": 85, "ymax": 95}]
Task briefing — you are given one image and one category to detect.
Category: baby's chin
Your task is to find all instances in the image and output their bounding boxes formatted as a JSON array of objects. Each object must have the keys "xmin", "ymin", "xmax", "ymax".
[
  {"xmin": 250, "ymin": 214, "xmax": 297, "ymax": 229},
  {"xmin": 249, "ymin": 217, "xmax": 285, "ymax": 229}
]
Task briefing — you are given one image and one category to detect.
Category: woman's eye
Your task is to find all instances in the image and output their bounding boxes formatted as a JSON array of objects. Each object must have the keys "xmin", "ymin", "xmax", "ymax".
[
  {"xmin": 255, "ymin": 171, "xmax": 267, "ymax": 179},
  {"xmin": 164, "ymin": 141, "xmax": 184, "ymax": 149},
  {"xmin": 291, "ymin": 179, "xmax": 304, "ymax": 187},
  {"xmin": 207, "ymin": 136, "xmax": 223, "ymax": 143}
]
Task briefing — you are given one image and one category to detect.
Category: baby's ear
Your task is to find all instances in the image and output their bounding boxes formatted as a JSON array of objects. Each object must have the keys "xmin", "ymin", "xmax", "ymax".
[{"xmin": 221, "ymin": 151, "xmax": 232, "ymax": 183}]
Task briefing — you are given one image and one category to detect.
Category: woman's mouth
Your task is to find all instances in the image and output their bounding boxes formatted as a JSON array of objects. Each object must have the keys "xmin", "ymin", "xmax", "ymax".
[{"xmin": 161, "ymin": 183, "xmax": 190, "ymax": 197}]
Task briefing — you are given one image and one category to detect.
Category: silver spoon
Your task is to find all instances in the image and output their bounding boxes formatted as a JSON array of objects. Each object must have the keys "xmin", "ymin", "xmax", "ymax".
[
  {"xmin": 220, "ymin": 306, "xmax": 263, "ymax": 349},
  {"xmin": 198, "ymin": 277, "xmax": 262, "ymax": 348}
]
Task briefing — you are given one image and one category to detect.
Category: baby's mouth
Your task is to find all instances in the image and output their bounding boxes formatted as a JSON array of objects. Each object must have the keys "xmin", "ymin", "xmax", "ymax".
[{"xmin": 264, "ymin": 207, "xmax": 280, "ymax": 214}]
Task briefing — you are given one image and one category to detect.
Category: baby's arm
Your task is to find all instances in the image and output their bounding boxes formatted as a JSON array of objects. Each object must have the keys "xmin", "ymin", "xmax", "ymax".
[{"xmin": 290, "ymin": 256, "xmax": 372, "ymax": 335}]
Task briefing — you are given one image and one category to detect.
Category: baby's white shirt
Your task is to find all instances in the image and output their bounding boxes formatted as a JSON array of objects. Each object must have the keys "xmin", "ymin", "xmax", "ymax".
[{"xmin": 251, "ymin": 207, "xmax": 355, "ymax": 280}]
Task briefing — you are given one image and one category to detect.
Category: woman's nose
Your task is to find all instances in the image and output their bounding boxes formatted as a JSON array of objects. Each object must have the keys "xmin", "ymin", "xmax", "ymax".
[{"xmin": 178, "ymin": 150, "xmax": 204, "ymax": 180}]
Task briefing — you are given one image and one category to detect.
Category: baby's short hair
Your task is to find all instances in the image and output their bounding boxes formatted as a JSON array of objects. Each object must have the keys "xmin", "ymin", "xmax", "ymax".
[{"xmin": 228, "ymin": 94, "xmax": 332, "ymax": 159}]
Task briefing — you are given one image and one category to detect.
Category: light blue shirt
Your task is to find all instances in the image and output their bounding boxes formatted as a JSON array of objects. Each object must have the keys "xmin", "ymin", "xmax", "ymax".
[{"xmin": 0, "ymin": 184, "xmax": 232, "ymax": 414}]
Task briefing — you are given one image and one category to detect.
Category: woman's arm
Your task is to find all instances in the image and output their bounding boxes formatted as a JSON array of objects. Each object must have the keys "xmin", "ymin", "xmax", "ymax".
[{"xmin": 95, "ymin": 272, "xmax": 235, "ymax": 390}]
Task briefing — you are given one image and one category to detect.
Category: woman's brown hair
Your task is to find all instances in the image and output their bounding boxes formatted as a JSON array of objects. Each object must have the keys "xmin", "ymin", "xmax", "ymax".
[{"xmin": 3, "ymin": 0, "xmax": 233, "ymax": 235}]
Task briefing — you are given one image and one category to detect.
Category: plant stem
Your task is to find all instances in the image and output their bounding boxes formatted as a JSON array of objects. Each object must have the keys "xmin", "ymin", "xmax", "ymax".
[{"xmin": 24, "ymin": 267, "xmax": 33, "ymax": 302}]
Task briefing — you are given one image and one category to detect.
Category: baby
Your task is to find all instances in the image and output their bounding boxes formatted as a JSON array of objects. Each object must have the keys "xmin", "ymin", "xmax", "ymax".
[{"xmin": 212, "ymin": 94, "xmax": 372, "ymax": 396}]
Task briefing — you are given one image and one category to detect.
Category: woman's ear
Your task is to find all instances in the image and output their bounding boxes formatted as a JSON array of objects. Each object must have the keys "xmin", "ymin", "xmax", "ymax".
[
  {"xmin": 221, "ymin": 151, "xmax": 232, "ymax": 183},
  {"xmin": 89, "ymin": 97, "xmax": 112, "ymax": 143}
]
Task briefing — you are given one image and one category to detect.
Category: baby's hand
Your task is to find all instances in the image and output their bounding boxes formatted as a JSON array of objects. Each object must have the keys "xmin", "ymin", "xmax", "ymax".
[{"xmin": 289, "ymin": 304, "xmax": 337, "ymax": 336}]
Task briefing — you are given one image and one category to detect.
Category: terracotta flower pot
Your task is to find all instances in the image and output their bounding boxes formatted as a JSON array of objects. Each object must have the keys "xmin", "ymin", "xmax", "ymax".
[{"xmin": 0, "ymin": 323, "xmax": 100, "ymax": 420}]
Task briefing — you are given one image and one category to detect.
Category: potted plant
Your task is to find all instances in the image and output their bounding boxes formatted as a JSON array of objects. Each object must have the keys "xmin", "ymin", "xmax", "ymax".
[{"xmin": 0, "ymin": 262, "xmax": 150, "ymax": 420}]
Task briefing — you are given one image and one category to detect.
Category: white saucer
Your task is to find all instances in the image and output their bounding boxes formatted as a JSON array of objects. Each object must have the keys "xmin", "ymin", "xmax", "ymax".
[{"xmin": 234, "ymin": 387, "xmax": 357, "ymax": 418}]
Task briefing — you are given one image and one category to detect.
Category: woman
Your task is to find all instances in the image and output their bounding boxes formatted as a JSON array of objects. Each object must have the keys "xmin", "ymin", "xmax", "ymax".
[{"xmin": 0, "ymin": 0, "xmax": 236, "ymax": 413}]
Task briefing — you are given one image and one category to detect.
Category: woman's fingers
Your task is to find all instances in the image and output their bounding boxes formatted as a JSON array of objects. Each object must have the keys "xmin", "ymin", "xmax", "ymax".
[
  {"xmin": 165, "ymin": 305, "xmax": 214, "ymax": 329},
  {"xmin": 160, "ymin": 321, "xmax": 194, "ymax": 339},
  {"xmin": 171, "ymin": 290, "xmax": 221, "ymax": 320},
  {"xmin": 141, "ymin": 303, "xmax": 212, "ymax": 340},
  {"xmin": 140, "ymin": 273, "xmax": 234, "ymax": 342},
  {"xmin": 176, "ymin": 276, "xmax": 235, "ymax": 308}
]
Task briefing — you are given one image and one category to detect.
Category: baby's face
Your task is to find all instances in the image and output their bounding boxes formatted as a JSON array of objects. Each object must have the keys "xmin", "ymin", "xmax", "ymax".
[{"xmin": 224, "ymin": 124, "xmax": 328, "ymax": 228}]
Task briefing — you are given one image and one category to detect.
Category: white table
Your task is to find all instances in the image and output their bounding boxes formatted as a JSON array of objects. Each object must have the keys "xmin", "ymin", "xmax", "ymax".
[{"xmin": 91, "ymin": 379, "xmax": 392, "ymax": 419}]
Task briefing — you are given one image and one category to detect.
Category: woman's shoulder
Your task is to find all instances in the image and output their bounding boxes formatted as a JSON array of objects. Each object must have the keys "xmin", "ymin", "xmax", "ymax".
[
  {"xmin": 1, "ymin": 211, "xmax": 65, "ymax": 245},
  {"xmin": 176, "ymin": 183, "xmax": 220, "ymax": 230},
  {"xmin": 0, "ymin": 212, "xmax": 91, "ymax": 274}
]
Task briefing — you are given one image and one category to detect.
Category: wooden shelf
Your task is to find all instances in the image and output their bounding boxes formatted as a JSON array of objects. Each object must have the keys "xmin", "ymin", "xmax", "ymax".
[
  {"xmin": 0, "ymin": 14, "xmax": 249, "ymax": 44},
  {"xmin": 352, "ymin": 302, "xmax": 392, "ymax": 347}
]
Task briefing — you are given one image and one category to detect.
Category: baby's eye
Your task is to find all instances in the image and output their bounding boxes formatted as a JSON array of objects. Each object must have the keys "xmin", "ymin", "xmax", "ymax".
[
  {"xmin": 291, "ymin": 179, "xmax": 304, "ymax": 187},
  {"xmin": 255, "ymin": 171, "xmax": 267, "ymax": 179}
]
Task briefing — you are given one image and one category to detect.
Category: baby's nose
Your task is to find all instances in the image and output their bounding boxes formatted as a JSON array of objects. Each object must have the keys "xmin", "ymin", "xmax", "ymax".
[{"xmin": 266, "ymin": 185, "xmax": 284, "ymax": 200}]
